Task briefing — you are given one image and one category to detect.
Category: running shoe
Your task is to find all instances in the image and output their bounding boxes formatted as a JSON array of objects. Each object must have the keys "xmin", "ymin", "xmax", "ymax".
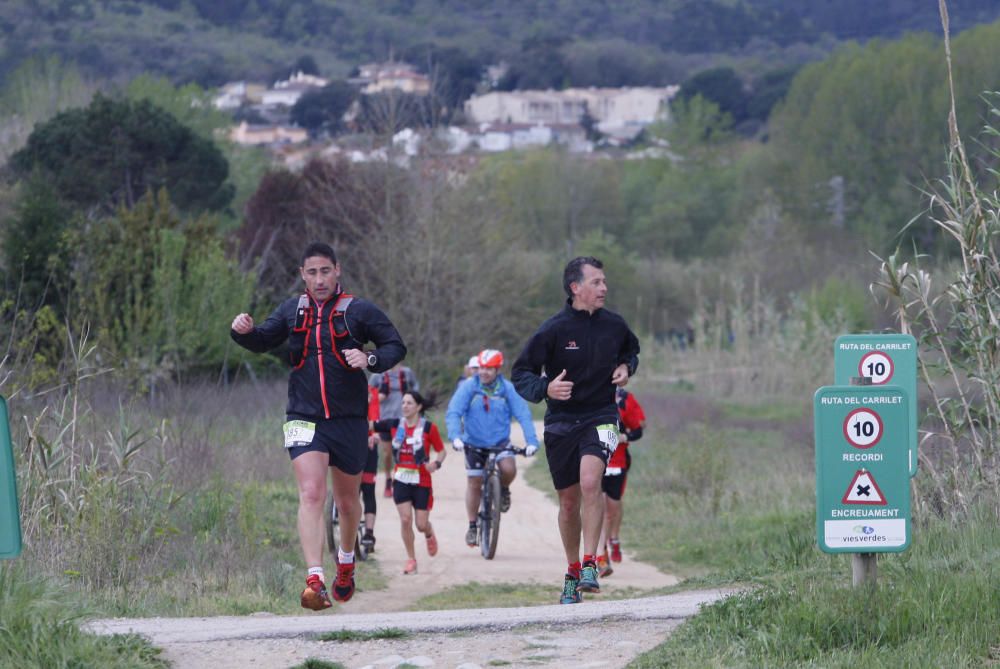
[
  {"xmin": 610, "ymin": 539, "xmax": 622, "ymax": 563},
  {"xmin": 465, "ymin": 524, "xmax": 478, "ymax": 547},
  {"xmin": 597, "ymin": 555, "xmax": 614, "ymax": 578},
  {"xmin": 331, "ymin": 562, "xmax": 355, "ymax": 602},
  {"xmin": 500, "ymin": 486, "xmax": 511, "ymax": 513},
  {"xmin": 426, "ymin": 530, "xmax": 438, "ymax": 557},
  {"xmin": 361, "ymin": 530, "xmax": 376, "ymax": 553},
  {"xmin": 403, "ymin": 558, "xmax": 418, "ymax": 574},
  {"xmin": 560, "ymin": 574, "xmax": 583, "ymax": 604},
  {"xmin": 577, "ymin": 563, "xmax": 600, "ymax": 593},
  {"xmin": 300, "ymin": 574, "xmax": 333, "ymax": 610}
]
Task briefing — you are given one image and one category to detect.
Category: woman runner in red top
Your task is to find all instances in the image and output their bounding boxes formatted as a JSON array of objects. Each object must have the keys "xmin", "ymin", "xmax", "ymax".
[{"xmin": 372, "ymin": 391, "xmax": 446, "ymax": 574}]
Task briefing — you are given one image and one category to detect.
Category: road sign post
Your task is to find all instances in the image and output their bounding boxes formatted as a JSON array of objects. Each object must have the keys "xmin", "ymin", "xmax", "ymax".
[
  {"xmin": 0, "ymin": 396, "xmax": 22, "ymax": 559},
  {"xmin": 815, "ymin": 385, "xmax": 911, "ymax": 585},
  {"xmin": 834, "ymin": 334, "xmax": 918, "ymax": 476}
]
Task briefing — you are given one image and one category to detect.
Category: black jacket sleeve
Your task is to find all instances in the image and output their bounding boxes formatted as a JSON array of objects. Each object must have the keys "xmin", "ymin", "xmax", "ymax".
[
  {"xmin": 230, "ymin": 300, "xmax": 292, "ymax": 353},
  {"xmin": 350, "ymin": 299, "xmax": 407, "ymax": 373},
  {"xmin": 511, "ymin": 325, "xmax": 552, "ymax": 404},
  {"xmin": 617, "ymin": 325, "xmax": 641, "ymax": 377}
]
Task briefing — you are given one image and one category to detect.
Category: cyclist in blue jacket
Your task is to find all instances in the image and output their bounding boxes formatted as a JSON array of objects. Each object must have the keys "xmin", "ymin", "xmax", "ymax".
[{"xmin": 446, "ymin": 349, "xmax": 540, "ymax": 547}]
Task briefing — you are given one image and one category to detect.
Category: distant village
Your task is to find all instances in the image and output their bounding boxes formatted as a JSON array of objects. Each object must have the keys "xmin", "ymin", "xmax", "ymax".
[{"xmin": 215, "ymin": 60, "xmax": 679, "ymax": 169}]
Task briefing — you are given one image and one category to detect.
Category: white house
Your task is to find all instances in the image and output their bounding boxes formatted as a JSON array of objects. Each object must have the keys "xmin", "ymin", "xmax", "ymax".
[
  {"xmin": 260, "ymin": 71, "xmax": 330, "ymax": 108},
  {"xmin": 464, "ymin": 86, "xmax": 679, "ymax": 129}
]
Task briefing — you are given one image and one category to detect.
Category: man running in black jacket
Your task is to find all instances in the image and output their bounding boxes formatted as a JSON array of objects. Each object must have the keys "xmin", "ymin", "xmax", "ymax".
[
  {"xmin": 231, "ymin": 241, "xmax": 406, "ymax": 609},
  {"xmin": 512, "ymin": 256, "xmax": 639, "ymax": 604}
]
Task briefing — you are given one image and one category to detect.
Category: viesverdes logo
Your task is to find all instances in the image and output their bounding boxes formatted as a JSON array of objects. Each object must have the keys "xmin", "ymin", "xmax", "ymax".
[{"xmin": 565, "ymin": 340, "xmax": 579, "ymax": 350}]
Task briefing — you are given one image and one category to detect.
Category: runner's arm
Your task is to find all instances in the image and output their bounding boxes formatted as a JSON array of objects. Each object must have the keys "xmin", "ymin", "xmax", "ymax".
[
  {"xmin": 511, "ymin": 329, "xmax": 552, "ymax": 404},
  {"xmin": 428, "ymin": 423, "xmax": 447, "ymax": 468},
  {"xmin": 506, "ymin": 380, "xmax": 540, "ymax": 446},
  {"xmin": 616, "ymin": 325, "xmax": 641, "ymax": 378},
  {"xmin": 352, "ymin": 300, "xmax": 407, "ymax": 372},
  {"xmin": 445, "ymin": 380, "xmax": 473, "ymax": 442},
  {"xmin": 230, "ymin": 302, "xmax": 291, "ymax": 352}
]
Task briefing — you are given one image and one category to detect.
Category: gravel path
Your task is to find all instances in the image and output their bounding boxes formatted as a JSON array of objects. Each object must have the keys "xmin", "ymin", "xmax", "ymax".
[{"xmin": 87, "ymin": 426, "xmax": 734, "ymax": 667}]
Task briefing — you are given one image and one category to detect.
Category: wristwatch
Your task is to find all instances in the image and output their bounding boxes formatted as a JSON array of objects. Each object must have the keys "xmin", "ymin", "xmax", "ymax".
[{"xmin": 366, "ymin": 352, "xmax": 378, "ymax": 368}]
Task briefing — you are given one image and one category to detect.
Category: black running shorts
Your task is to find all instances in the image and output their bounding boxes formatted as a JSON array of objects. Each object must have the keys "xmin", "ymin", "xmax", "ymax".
[
  {"xmin": 602, "ymin": 449, "xmax": 633, "ymax": 501},
  {"xmin": 285, "ymin": 415, "xmax": 368, "ymax": 475},
  {"xmin": 543, "ymin": 414, "xmax": 618, "ymax": 490},
  {"xmin": 392, "ymin": 481, "xmax": 433, "ymax": 510}
]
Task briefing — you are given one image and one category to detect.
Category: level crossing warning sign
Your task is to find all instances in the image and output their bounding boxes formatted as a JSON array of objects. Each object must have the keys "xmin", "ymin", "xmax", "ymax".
[{"xmin": 842, "ymin": 470, "xmax": 886, "ymax": 505}]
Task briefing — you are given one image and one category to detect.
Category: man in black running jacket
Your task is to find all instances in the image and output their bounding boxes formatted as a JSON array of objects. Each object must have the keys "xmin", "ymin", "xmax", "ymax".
[
  {"xmin": 231, "ymin": 241, "xmax": 405, "ymax": 610},
  {"xmin": 512, "ymin": 256, "xmax": 639, "ymax": 604}
]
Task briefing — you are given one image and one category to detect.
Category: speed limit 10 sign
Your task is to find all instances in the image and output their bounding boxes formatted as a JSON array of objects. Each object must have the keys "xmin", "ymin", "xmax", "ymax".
[
  {"xmin": 814, "ymin": 386, "xmax": 911, "ymax": 553},
  {"xmin": 834, "ymin": 334, "xmax": 917, "ymax": 476}
]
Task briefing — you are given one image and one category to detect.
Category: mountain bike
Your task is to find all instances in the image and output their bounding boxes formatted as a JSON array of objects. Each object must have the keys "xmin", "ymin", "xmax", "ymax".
[
  {"xmin": 467, "ymin": 443, "xmax": 526, "ymax": 560},
  {"xmin": 324, "ymin": 491, "xmax": 368, "ymax": 562}
]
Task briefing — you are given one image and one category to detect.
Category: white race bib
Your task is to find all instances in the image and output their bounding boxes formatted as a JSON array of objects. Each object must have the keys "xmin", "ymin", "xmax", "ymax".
[
  {"xmin": 283, "ymin": 420, "xmax": 316, "ymax": 449},
  {"xmin": 394, "ymin": 467, "xmax": 421, "ymax": 485},
  {"xmin": 595, "ymin": 423, "xmax": 619, "ymax": 454},
  {"xmin": 605, "ymin": 466, "xmax": 624, "ymax": 477}
]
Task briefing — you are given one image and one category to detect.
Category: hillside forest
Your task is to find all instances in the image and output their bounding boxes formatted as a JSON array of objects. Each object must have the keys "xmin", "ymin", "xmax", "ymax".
[{"xmin": 1, "ymin": 4, "xmax": 1000, "ymax": 394}]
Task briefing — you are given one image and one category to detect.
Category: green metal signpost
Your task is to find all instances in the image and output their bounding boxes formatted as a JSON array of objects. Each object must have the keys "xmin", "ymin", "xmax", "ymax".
[
  {"xmin": 834, "ymin": 334, "xmax": 918, "ymax": 476},
  {"xmin": 814, "ymin": 385, "xmax": 911, "ymax": 556},
  {"xmin": 0, "ymin": 396, "xmax": 22, "ymax": 559}
]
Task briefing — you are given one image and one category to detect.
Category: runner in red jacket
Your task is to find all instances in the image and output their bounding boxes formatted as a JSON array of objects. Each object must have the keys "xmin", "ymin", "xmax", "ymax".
[
  {"xmin": 597, "ymin": 387, "xmax": 646, "ymax": 576},
  {"xmin": 372, "ymin": 391, "xmax": 447, "ymax": 575}
]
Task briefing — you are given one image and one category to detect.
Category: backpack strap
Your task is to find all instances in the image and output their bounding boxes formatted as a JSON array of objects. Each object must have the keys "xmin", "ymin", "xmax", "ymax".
[{"xmin": 392, "ymin": 417, "xmax": 428, "ymax": 465}]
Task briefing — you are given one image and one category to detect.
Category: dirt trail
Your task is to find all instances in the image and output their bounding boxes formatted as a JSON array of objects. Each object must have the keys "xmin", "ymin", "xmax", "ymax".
[{"xmin": 87, "ymin": 424, "xmax": 732, "ymax": 668}]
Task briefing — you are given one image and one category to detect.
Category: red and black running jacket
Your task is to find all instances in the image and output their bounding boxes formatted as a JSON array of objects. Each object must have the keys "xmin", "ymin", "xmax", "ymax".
[{"xmin": 231, "ymin": 290, "xmax": 406, "ymax": 420}]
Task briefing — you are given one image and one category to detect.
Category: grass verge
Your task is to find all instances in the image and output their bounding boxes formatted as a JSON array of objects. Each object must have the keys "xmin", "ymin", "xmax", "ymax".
[
  {"xmin": 623, "ymin": 390, "xmax": 1000, "ymax": 667},
  {"xmin": 316, "ymin": 628, "xmax": 409, "ymax": 642},
  {"xmin": 0, "ymin": 565, "xmax": 166, "ymax": 668}
]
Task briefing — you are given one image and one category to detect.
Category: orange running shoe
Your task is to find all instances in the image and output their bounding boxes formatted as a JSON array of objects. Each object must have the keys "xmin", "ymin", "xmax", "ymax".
[
  {"xmin": 426, "ymin": 530, "xmax": 438, "ymax": 556},
  {"xmin": 300, "ymin": 574, "xmax": 333, "ymax": 610},
  {"xmin": 403, "ymin": 558, "xmax": 418, "ymax": 574},
  {"xmin": 597, "ymin": 554, "xmax": 614, "ymax": 578}
]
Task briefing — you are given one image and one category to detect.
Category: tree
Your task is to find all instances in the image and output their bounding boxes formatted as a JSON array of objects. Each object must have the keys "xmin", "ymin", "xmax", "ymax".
[
  {"xmin": 1, "ymin": 173, "xmax": 71, "ymax": 309},
  {"xmin": 677, "ymin": 67, "xmax": 748, "ymax": 124},
  {"xmin": 355, "ymin": 91, "xmax": 442, "ymax": 135},
  {"xmin": 0, "ymin": 55, "xmax": 96, "ymax": 164},
  {"xmin": 9, "ymin": 94, "xmax": 233, "ymax": 213},
  {"xmin": 290, "ymin": 80, "xmax": 357, "ymax": 135},
  {"xmin": 71, "ymin": 189, "xmax": 254, "ymax": 385},
  {"xmin": 497, "ymin": 34, "xmax": 570, "ymax": 91}
]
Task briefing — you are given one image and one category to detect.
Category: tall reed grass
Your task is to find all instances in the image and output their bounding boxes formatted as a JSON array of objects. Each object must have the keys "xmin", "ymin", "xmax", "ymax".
[
  {"xmin": 1, "ymin": 324, "xmax": 382, "ymax": 617},
  {"xmin": 872, "ymin": 17, "xmax": 1000, "ymax": 519}
]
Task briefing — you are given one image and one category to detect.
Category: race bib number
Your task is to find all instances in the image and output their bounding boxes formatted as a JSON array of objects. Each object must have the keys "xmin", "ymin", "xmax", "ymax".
[
  {"xmin": 394, "ymin": 467, "xmax": 421, "ymax": 485},
  {"xmin": 283, "ymin": 420, "xmax": 316, "ymax": 449},
  {"xmin": 595, "ymin": 423, "xmax": 619, "ymax": 454}
]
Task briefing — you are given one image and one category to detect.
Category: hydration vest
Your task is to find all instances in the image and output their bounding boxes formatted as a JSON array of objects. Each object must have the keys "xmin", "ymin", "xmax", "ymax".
[
  {"xmin": 290, "ymin": 292, "xmax": 355, "ymax": 369},
  {"xmin": 392, "ymin": 417, "xmax": 431, "ymax": 466}
]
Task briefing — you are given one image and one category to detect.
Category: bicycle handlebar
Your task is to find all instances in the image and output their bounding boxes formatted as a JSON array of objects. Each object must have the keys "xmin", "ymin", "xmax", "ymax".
[{"xmin": 466, "ymin": 444, "xmax": 528, "ymax": 456}]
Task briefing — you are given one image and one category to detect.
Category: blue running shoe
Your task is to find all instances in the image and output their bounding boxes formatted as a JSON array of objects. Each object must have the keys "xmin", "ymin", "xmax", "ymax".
[
  {"xmin": 577, "ymin": 563, "xmax": 600, "ymax": 593},
  {"xmin": 560, "ymin": 574, "xmax": 583, "ymax": 604}
]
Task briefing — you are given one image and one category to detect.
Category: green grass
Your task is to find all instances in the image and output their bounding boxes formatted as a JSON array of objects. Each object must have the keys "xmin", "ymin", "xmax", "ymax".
[
  {"xmin": 0, "ymin": 565, "xmax": 167, "ymax": 668},
  {"xmin": 315, "ymin": 628, "xmax": 409, "ymax": 642},
  {"xmin": 412, "ymin": 581, "xmax": 557, "ymax": 610},
  {"xmin": 622, "ymin": 392, "xmax": 1000, "ymax": 668},
  {"xmin": 288, "ymin": 660, "xmax": 346, "ymax": 669}
]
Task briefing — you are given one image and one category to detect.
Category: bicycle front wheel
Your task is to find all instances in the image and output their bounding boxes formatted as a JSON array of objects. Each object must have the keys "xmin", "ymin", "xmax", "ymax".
[
  {"xmin": 481, "ymin": 473, "xmax": 502, "ymax": 559},
  {"xmin": 355, "ymin": 522, "xmax": 368, "ymax": 561},
  {"xmin": 324, "ymin": 494, "xmax": 338, "ymax": 555}
]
